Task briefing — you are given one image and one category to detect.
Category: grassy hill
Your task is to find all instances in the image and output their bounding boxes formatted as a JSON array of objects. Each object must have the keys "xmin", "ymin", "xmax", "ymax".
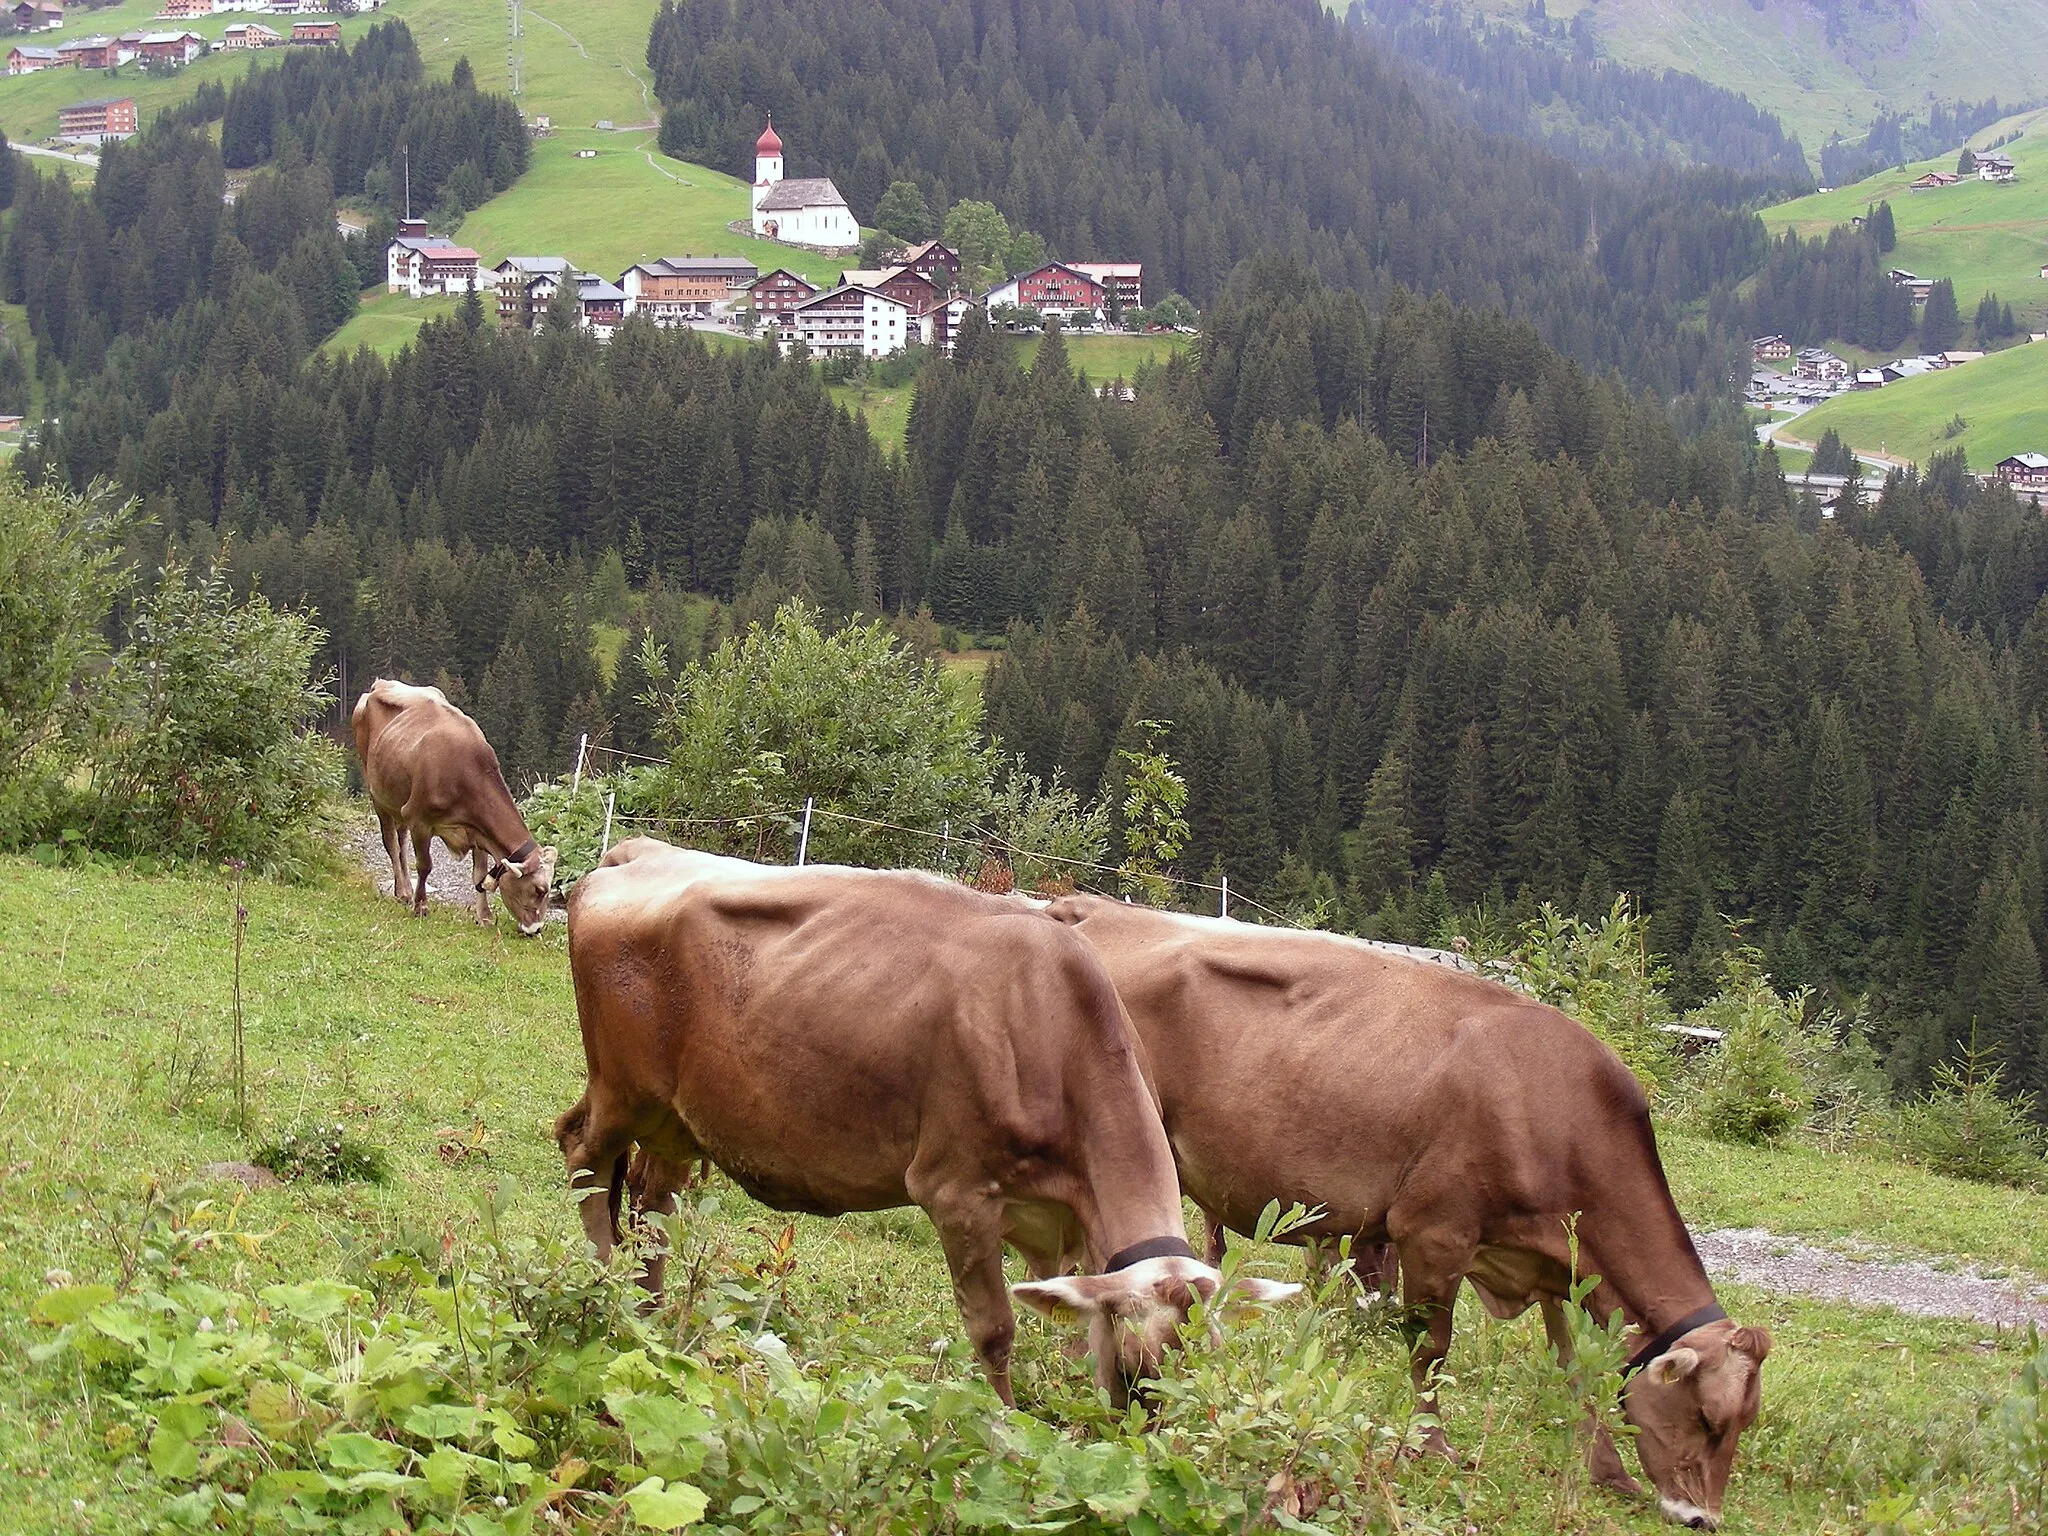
[
  {"xmin": 1451, "ymin": 0, "xmax": 2048, "ymax": 163},
  {"xmin": 2, "ymin": 849, "xmax": 2043, "ymax": 1531},
  {"xmin": 1772, "ymin": 339, "xmax": 2048, "ymax": 470},
  {"xmin": 1761, "ymin": 124, "xmax": 2048, "ymax": 325}
]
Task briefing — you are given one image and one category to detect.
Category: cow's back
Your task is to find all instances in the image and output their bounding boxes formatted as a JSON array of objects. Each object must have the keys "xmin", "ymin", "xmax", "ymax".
[
  {"xmin": 353, "ymin": 679, "xmax": 495, "ymax": 822},
  {"xmin": 569, "ymin": 848, "xmax": 1166, "ymax": 1219},
  {"xmin": 1050, "ymin": 897, "xmax": 1650, "ymax": 1245}
]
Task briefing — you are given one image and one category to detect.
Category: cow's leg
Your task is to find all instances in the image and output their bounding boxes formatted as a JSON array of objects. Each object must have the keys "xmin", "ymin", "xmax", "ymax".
[
  {"xmin": 916, "ymin": 1186, "xmax": 1016, "ymax": 1405},
  {"xmin": 377, "ymin": 810, "xmax": 407, "ymax": 903},
  {"xmin": 1392, "ymin": 1227, "xmax": 1475, "ymax": 1461},
  {"xmin": 471, "ymin": 846, "xmax": 493, "ymax": 925},
  {"xmin": 554, "ymin": 1092, "xmax": 634, "ymax": 1257},
  {"xmin": 1539, "ymin": 1298, "xmax": 1644, "ymax": 1496},
  {"xmin": 410, "ymin": 829, "xmax": 433, "ymax": 916},
  {"xmin": 624, "ymin": 1148, "xmax": 693, "ymax": 1298}
]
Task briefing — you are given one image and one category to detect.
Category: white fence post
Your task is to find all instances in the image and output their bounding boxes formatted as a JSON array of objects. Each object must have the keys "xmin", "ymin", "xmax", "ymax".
[
  {"xmin": 1220, "ymin": 873, "xmax": 1229, "ymax": 919},
  {"xmin": 570, "ymin": 733, "xmax": 588, "ymax": 797},
  {"xmin": 599, "ymin": 790, "xmax": 615, "ymax": 859},
  {"xmin": 796, "ymin": 796, "xmax": 814, "ymax": 866}
]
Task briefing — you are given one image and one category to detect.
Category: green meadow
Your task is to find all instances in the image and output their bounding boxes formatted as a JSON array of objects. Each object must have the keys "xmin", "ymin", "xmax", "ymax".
[
  {"xmin": 1762, "ymin": 122, "xmax": 2048, "ymax": 325},
  {"xmin": 318, "ymin": 289, "xmax": 463, "ymax": 361},
  {"xmin": 0, "ymin": 850, "xmax": 2041, "ymax": 1532},
  {"xmin": 1772, "ymin": 340, "xmax": 2048, "ymax": 471},
  {"xmin": 1013, "ymin": 331, "xmax": 1191, "ymax": 378}
]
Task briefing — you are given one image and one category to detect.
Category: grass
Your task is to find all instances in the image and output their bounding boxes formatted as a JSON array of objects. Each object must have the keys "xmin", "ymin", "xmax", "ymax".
[
  {"xmin": 1761, "ymin": 129, "xmax": 2048, "ymax": 327},
  {"xmin": 317, "ymin": 288, "xmax": 463, "ymax": 360},
  {"xmin": 1453, "ymin": 0, "xmax": 2048, "ymax": 165},
  {"xmin": 1771, "ymin": 340, "xmax": 2048, "ymax": 471},
  {"xmin": 452, "ymin": 129, "xmax": 850, "ymax": 286},
  {"xmin": 827, "ymin": 379, "xmax": 914, "ymax": 450},
  {"xmin": 0, "ymin": 847, "xmax": 2042, "ymax": 1531},
  {"xmin": 1012, "ymin": 330, "xmax": 1190, "ymax": 379}
]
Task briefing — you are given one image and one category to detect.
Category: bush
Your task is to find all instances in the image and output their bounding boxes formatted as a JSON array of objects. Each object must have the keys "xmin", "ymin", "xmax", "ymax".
[
  {"xmin": 1510, "ymin": 897, "xmax": 1679, "ymax": 1095},
  {"xmin": 0, "ymin": 473, "xmax": 132, "ymax": 838},
  {"xmin": 83, "ymin": 559, "xmax": 343, "ymax": 868},
  {"xmin": 253, "ymin": 1122, "xmax": 390, "ymax": 1184},
  {"xmin": 1684, "ymin": 946, "xmax": 1816, "ymax": 1146},
  {"xmin": 1891, "ymin": 1041, "xmax": 2046, "ymax": 1188}
]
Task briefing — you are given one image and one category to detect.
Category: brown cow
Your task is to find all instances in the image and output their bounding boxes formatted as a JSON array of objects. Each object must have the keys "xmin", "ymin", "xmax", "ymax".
[
  {"xmin": 1045, "ymin": 894, "xmax": 1769, "ymax": 1530},
  {"xmin": 554, "ymin": 839, "xmax": 1295, "ymax": 1405},
  {"xmin": 351, "ymin": 679, "xmax": 558, "ymax": 935}
]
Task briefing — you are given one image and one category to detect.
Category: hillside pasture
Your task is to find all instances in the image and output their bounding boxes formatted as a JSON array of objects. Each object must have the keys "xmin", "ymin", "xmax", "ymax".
[
  {"xmin": 1773, "ymin": 340, "xmax": 2048, "ymax": 470},
  {"xmin": 1012, "ymin": 330, "xmax": 1191, "ymax": 378},
  {"xmin": 318, "ymin": 288, "xmax": 462, "ymax": 360},
  {"xmin": 0, "ymin": 850, "xmax": 2040, "ymax": 1531},
  {"xmin": 1762, "ymin": 132, "xmax": 2048, "ymax": 325}
]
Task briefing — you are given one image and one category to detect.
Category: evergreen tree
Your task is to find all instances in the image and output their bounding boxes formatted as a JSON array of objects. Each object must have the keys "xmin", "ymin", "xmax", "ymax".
[
  {"xmin": 872, "ymin": 180, "xmax": 933, "ymax": 242},
  {"xmin": 1920, "ymin": 278, "xmax": 1962, "ymax": 352},
  {"xmin": 1349, "ymin": 750, "xmax": 1415, "ymax": 908},
  {"xmin": 1870, "ymin": 200, "xmax": 1896, "ymax": 253}
]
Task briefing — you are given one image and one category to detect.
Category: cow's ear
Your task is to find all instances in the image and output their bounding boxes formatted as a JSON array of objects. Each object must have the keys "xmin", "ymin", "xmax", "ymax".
[
  {"xmin": 1225, "ymin": 1277, "xmax": 1303, "ymax": 1307},
  {"xmin": 1646, "ymin": 1346, "xmax": 1701, "ymax": 1386},
  {"xmin": 1731, "ymin": 1325, "xmax": 1772, "ymax": 1363},
  {"xmin": 1011, "ymin": 1275, "xmax": 1114, "ymax": 1320}
]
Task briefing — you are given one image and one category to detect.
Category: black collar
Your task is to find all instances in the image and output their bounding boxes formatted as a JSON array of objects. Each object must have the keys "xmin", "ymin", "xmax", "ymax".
[
  {"xmin": 1105, "ymin": 1235, "xmax": 1197, "ymax": 1272},
  {"xmin": 506, "ymin": 836, "xmax": 538, "ymax": 864},
  {"xmin": 1623, "ymin": 1303, "xmax": 1727, "ymax": 1379}
]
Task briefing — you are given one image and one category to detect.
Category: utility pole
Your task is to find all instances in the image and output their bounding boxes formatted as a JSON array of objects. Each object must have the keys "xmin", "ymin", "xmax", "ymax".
[{"xmin": 402, "ymin": 144, "xmax": 410, "ymax": 219}]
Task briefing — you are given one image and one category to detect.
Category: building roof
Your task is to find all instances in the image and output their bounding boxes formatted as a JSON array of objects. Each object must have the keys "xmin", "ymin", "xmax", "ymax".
[
  {"xmin": 756, "ymin": 118, "xmax": 782, "ymax": 156},
  {"xmin": 57, "ymin": 35, "xmax": 116, "ymax": 50},
  {"xmin": 497, "ymin": 255, "xmax": 572, "ymax": 275},
  {"xmin": 421, "ymin": 245, "xmax": 479, "ymax": 263},
  {"xmin": 892, "ymin": 240, "xmax": 958, "ymax": 265},
  {"xmin": 2002, "ymin": 452, "xmax": 2048, "ymax": 470},
  {"xmin": 393, "ymin": 235, "xmax": 458, "ymax": 254},
  {"xmin": 1070, "ymin": 260, "xmax": 1141, "ymax": 278},
  {"xmin": 139, "ymin": 31, "xmax": 201, "ymax": 42},
  {"xmin": 61, "ymin": 95, "xmax": 132, "ymax": 110},
  {"xmin": 793, "ymin": 283, "xmax": 905, "ymax": 313},
  {"xmin": 576, "ymin": 275, "xmax": 627, "ymax": 302},
  {"xmin": 10, "ymin": 45, "xmax": 60, "ymax": 58},
  {"xmin": 634, "ymin": 256, "xmax": 758, "ymax": 277},
  {"xmin": 758, "ymin": 177, "xmax": 848, "ymax": 212}
]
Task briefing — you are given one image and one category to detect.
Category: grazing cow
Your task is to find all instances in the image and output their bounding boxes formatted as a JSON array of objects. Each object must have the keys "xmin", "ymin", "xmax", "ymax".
[
  {"xmin": 554, "ymin": 839, "xmax": 1296, "ymax": 1405},
  {"xmin": 351, "ymin": 679, "xmax": 558, "ymax": 935},
  {"xmin": 1045, "ymin": 894, "xmax": 1769, "ymax": 1530}
]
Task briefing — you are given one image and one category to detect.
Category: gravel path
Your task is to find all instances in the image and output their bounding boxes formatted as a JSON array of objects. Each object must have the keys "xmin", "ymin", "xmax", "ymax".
[
  {"xmin": 343, "ymin": 816, "xmax": 566, "ymax": 924},
  {"xmin": 1695, "ymin": 1227, "xmax": 2048, "ymax": 1328},
  {"xmin": 336, "ymin": 821, "xmax": 2046, "ymax": 1325}
]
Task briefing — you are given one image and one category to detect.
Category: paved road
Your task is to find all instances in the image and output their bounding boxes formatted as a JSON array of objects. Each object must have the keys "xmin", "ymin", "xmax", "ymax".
[{"xmin": 17, "ymin": 144, "xmax": 98, "ymax": 169}]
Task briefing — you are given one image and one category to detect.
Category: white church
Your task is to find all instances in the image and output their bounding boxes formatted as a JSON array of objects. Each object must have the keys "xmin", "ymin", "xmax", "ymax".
[{"xmin": 750, "ymin": 119, "xmax": 858, "ymax": 250}]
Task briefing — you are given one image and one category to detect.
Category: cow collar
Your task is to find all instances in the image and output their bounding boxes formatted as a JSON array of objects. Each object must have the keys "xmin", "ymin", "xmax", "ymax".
[
  {"xmin": 477, "ymin": 836, "xmax": 540, "ymax": 892},
  {"xmin": 1105, "ymin": 1235, "xmax": 1198, "ymax": 1272},
  {"xmin": 1622, "ymin": 1303, "xmax": 1728, "ymax": 1379}
]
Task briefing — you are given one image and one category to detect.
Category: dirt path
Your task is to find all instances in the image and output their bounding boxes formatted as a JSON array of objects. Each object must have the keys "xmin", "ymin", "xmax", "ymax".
[
  {"xmin": 1695, "ymin": 1227, "xmax": 2048, "ymax": 1328},
  {"xmin": 343, "ymin": 816, "xmax": 564, "ymax": 924}
]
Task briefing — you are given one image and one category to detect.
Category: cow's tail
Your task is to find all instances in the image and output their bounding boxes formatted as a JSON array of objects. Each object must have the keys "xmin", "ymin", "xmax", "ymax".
[{"xmin": 607, "ymin": 1151, "xmax": 627, "ymax": 1238}]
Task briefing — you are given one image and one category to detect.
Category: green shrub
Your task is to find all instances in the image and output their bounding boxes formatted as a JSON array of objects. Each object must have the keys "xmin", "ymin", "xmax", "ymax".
[
  {"xmin": 1509, "ymin": 897, "xmax": 1679, "ymax": 1095},
  {"xmin": 1684, "ymin": 947, "xmax": 1815, "ymax": 1145},
  {"xmin": 1892, "ymin": 1042, "xmax": 2046, "ymax": 1188},
  {"xmin": 80, "ymin": 559, "xmax": 342, "ymax": 868},
  {"xmin": 252, "ymin": 1122, "xmax": 390, "ymax": 1184}
]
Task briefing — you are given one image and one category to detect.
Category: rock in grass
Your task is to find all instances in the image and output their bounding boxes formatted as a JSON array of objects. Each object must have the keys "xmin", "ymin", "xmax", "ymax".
[{"xmin": 196, "ymin": 1161, "xmax": 283, "ymax": 1190}]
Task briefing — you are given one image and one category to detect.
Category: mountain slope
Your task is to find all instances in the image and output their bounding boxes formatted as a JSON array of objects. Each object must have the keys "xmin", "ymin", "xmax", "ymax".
[{"xmin": 1451, "ymin": 0, "xmax": 2048, "ymax": 162}]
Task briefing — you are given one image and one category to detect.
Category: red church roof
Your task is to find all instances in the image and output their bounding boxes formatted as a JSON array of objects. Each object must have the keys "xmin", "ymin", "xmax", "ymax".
[{"xmin": 756, "ymin": 118, "xmax": 782, "ymax": 155}]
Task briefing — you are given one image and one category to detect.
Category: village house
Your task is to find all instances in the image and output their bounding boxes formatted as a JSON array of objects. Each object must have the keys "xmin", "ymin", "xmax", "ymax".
[
  {"xmin": 136, "ymin": 30, "xmax": 205, "ymax": 65},
  {"xmin": 386, "ymin": 219, "xmax": 481, "ymax": 298},
  {"xmin": 1750, "ymin": 334, "xmax": 1791, "ymax": 362},
  {"xmin": 576, "ymin": 273, "xmax": 627, "ymax": 340},
  {"xmin": 838, "ymin": 262, "xmax": 981, "ymax": 351},
  {"xmin": 1888, "ymin": 268, "xmax": 1935, "ymax": 302},
  {"xmin": 889, "ymin": 239, "xmax": 962, "ymax": 291},
  {"xmin": 289, "ymin": 18, "xmax": 339, "ymax": 44},
  {"xmin": 1794, "ymin": 347, "xmax": 1850, "ymax": 383},
  {"xmin": 494, "ymin": 255, "xmax": 571, "ymax": 329},
  {"xmin": 220, "ymin": 21, "xmax": 281, "ymax": 47},
  {"xmin": 619, "ymin": 256, "xmax": 757, "ymax": 323},
  {"xmin": 788, "ymin": 284, "xmax": 910, "ymax": 358},
  {"xmin": 7, "ymin": 44, "xmax": 66, "ymax": 72},
  {"xmin": 266, "ymin": 0, "xmax": 310, "ymax": 11},
  {"xmin": 1997, "ymin": 453, "xmax": 2048, "ymax": 492},
  {"xmin": 1909, "ymin": 171, "xmax": 1961, "ymax": 190},
  {"xmin": 154, "ymin": 0, "xmax": 211, "ymax": 16},
  {"xmin": 56, "ymin": 95, "xmax": 136, "ymax": 143},
  {"xmin": 1070, "ymin": 260, "xmax": 1143, "ymax": 310},
  {"xmin": 749, "ymin": 119, "xmax": 858, "ymax": 248},
  {"xmin": 9, "ymin": 2, "xmax": 64, "ymax": 31},
  {"xmin": 1978, "ymin": 150, "xmax": 2017, "ymax": 183},
  {"xmin": 1852, "ymin": 367, "xmax": 1887, "ymax": 390},
  {"xmin": 985, "ymin": 261, "xmax": 1108, "ymax": 323},
  {"xmin": 57, "ymin": 35, "xmax": 127, "ymax": 68},
  {"xmin": 747, "ymin": 267, "xmax": 818, "ymax": 328}
]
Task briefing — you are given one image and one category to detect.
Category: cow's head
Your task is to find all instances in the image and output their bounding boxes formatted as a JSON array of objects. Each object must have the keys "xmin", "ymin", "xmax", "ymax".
[
  {"xmin": 480, "ymin": 844, "xmax": 559, "ymax": 936},
  {"xmin": 1622, "ymin": 1317, "xmax": 1772, "ymax": 1528},
  {"xmin": 1012, "ymin": 1256, "xmax": 1299, "ymax": 1405}
]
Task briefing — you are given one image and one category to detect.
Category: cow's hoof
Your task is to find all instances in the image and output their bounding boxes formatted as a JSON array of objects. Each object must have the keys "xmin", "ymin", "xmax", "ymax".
[{"xmin": 1404, "ymin": 1426, "xmax": 1461, "ymax": 1464}]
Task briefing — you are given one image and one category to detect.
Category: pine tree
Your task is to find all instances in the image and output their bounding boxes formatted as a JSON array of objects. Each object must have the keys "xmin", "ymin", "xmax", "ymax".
[
  {"xmin": 1920, "ymin": 278, "xmax": 1962, "ymax": 353},
  {"xmin": 1349, "ymin": 750, "xmax": 1415, "ymax": 908},
  {"xmin": 1440, "ymin": 723, "xmax": 1493, "ymax": 903},
  {"xmin": 1870, "ymin": 200, "xmax": 1896, "ymax": 253}
]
